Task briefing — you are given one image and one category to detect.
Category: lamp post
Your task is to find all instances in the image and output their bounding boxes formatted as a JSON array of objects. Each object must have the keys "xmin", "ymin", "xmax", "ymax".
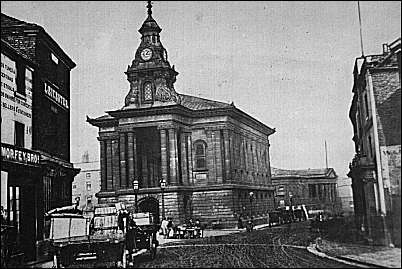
[
  {"xmin": 133, "ymin": 179, "xmax": 139, "ymax": 213},
  {"xmin": 289, "ymin": 191, "xmax": 294, "ymax": 221},
  {"xmin": 160, "ymin": 178, "xmax": 166, "ymax": 220},
  {"xmin": 249, "ymin": 191, "xmax": 254, "ymax": 218}
]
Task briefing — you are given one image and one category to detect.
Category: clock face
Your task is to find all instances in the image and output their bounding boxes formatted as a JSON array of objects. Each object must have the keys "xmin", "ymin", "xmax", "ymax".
[{"xmin": 140, "ymin": 48, "xmax": 153, "ymax": 61}]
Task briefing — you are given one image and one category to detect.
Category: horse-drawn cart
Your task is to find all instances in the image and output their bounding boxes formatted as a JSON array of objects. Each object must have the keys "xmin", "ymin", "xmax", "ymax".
[{"xmin": 47, "ymin": 205, "xmax": 159, "ymax": 268}]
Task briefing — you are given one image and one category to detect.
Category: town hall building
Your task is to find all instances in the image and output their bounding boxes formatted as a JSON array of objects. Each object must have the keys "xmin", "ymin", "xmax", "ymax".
[{"xmin": 88, "ymin": 2, "xmax": 276, "ymax": 227}]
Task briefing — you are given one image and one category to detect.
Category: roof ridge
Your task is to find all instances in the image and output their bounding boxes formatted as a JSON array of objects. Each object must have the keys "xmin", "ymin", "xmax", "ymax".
[{"xmin": 179, "ymin": 93, "xmax": 231, "ymax": 106}]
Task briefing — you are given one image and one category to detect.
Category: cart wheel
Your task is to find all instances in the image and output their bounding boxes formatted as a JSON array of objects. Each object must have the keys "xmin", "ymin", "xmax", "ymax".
[{"xmin": 149, "ymin": 234, "xmax": 157, "ymax": 260}]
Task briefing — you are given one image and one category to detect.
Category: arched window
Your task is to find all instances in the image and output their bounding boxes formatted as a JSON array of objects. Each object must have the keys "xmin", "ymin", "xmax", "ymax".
[
  {"xmin": 143, "ymin": 82, "xmax": 153, "ymax": 102},
  {"xmin": 194, "ymin": 140, "xmax": 207, "ymax": 170}
]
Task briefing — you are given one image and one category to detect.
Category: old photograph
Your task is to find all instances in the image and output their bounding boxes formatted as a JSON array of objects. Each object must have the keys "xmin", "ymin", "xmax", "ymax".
[{"xmin": 1, "ymin": 1, "xmax": 401, "ymax": 268}]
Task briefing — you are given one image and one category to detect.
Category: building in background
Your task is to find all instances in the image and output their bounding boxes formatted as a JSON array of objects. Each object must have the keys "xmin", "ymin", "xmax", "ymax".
[
  {"xmin": 87, "ymin": 3, "xmax": 276, "ymax": 227},
  {"xmin": 337, "ymin": 177, "xmax": 354, "ymax": 216},
  {"xmin": 348, "ymin": 37, "xmax": 400, "ymax": 247},
  {"xmin": 1, "ymin": 13, "xmax": 79, "ymax": 261},
  {"xmin": 271, "ymin": 168, "xmax": 341, "ymax": 215},
  {"xmin": 72, "ymin": 152, "xmax": 101, "ymax": 215}
]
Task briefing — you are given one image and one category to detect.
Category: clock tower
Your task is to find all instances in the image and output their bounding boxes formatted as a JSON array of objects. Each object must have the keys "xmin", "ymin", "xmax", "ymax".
[{"xmin": 124, "ymin": 1, "xmax": 180, "ymax": 108}]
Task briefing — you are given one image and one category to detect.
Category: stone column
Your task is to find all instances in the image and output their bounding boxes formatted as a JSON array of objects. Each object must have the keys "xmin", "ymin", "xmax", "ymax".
[
  {"xmin": 180, "ymin": 132, "xmax": 189, "ymax": 185},
  {"xmin": 112, "ymin": 139, "xmax": 120, "ymax": 190},
  {"xmin": 119, "ymin": 133, "xmax": 127, "ymax": 189},
  {"xmin": 159, "ymin": 128, "xmax": 169, "ymax": 183},
  {"xmin": 223, "ymin": 129, "xmax": 231, "ymax": 183},
  {"xmin": 127, "ymin": 132, "xmax": 135, "ymax": 185},
  {"xmin": 106, "ymin": 139, "xmax": 113, "ymax": 190},
  {"xmin": 133, "ymin": 133, "xmax": 138, "ymax": 180},
  {"xmin": 142, "ymin": 154, "xmax": 148, "ymax": 188},
  {"xmin": 168, "ymin": 128, "xmax": 179, "ymax": 185},
  {"xmin": 99, "ymin": 139, "xmax": 107, "ymax": 191}
]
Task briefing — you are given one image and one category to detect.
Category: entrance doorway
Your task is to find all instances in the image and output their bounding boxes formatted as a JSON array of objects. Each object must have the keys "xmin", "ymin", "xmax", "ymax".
[{"xmin": 137, "ymin": 197, "xmax": 160, "ymax": 224}]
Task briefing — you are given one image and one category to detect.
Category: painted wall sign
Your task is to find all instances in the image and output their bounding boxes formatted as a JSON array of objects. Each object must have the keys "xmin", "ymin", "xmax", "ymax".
[
  {"xmin": 1, "ymin": 53, "xmax": 33, "ymax": 148},
  {"xmin": 44, "ymin": 82, "xmax": 69, "ymax": 110},
  {"xmin": 1, "ymin": 143, "xmax": 40, "ymax": 166}
]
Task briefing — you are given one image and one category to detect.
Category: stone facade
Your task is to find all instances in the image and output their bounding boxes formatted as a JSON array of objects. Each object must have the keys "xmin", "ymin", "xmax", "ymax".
[
  {"xmin": 348, "ymin": 38, "xmax": 401, "ymax": 247},
  {"xmin": 88, "ymin": 4, "xmax": 276, "ymax": 227},
  {"xmin": 271, "ymin": 168, "xmax": 341, "ymax": 214}
]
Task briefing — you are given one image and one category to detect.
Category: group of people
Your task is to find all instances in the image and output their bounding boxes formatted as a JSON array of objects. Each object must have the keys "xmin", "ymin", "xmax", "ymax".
[{"xmin": 160, "ymin": 217, "xmax": 203, "ymax": 239}]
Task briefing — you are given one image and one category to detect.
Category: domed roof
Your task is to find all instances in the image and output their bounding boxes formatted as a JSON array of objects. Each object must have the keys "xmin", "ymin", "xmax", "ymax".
[{"xmin": 138, "ymin": 1, "xmax": 161, "ymax": 34}]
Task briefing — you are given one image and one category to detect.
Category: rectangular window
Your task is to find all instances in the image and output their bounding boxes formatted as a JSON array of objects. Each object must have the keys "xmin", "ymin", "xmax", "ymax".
[
  {"xmin": 86, "ymin": 173, "xmax": 91, "ymax": 179},
  {"xmin": 86, "ymin": 182, "xmax": 91, "ymax": 191},
  {"xmin": 72, "ymin": 184, "xmax": 76, "ymax": 189},
  {"xmin": 8, "ymin": 186, "xmax": 20, "ymax": 232},
  {"xmin": 14, "ymin": 121, "xmax": 25, "ymax": 147},
  {"xmin": 16, "ymin": 62, "xmax": 25, "ymax": 96}
]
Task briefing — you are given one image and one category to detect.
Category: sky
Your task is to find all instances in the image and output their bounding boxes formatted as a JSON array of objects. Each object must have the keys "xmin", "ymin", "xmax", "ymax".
[{"xmin": 2, "ymin": 1, "xmax": 401, "ymax": 178}]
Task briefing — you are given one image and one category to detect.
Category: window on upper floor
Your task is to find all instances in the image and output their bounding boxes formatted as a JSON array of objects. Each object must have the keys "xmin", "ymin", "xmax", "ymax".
[
  {"xmin": 194, "ymin": 140, "xmax": 207, "ymax": 170},
  {"xmin": 16, "ymin": 62, "xmax": 25, "ymax": 96},
  {"xmin": 51, "ymin": 52, "xmax": 59, "ymax": 65},
  {"xmin": 143, "ymin": 82, "xmax": 153, "ymax": 102},
  {"xmin": 72, "ymin": 184, "xmax": 76, "ymax": 190},
  {"xmin": 86, "ymin": 173, "xmax": 91, "ymax": 179},
  {"xmin": 86, "ymin": 182, "xmax": 91, "ymax": 191},
  {"xmin": 14, "ymin": 121, "xmax": 25, "ymax": 147}
]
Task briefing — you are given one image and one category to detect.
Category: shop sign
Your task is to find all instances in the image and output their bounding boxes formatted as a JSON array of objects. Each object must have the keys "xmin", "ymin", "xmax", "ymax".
[
  {"xmin": 1, "ymin": 143, "xmax": 40, "ymax": 166},
  {"xmin": 44, "ymin": 82, "xmax": 69, "ymax": 110}
]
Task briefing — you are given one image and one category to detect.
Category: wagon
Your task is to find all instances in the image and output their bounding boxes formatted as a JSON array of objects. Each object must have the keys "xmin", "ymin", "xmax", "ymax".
[
  {"xmin": 48, "ymin": 208, "xmax": 125, "ymax": 268},
  {"xmin": 125, "ymin": 212, "xmax": 159, "ymax": 263},
  {"xmin": 48, "ymin": 205, "xmax": 159, "ymax": 268}
]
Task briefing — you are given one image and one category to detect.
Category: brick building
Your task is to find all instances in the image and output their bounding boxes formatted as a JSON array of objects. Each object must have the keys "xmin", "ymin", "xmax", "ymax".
[
  {"xmin": 348, "ymin": 37, "xmax": 401, "ymax": 246},
  {"xmin": 1, "ymin": 13, "xmax": 79, "ymax": 261},
  {"xmin": 88, "ymin": 3, "xmax": 276, "ymax": 227},
  {"xmin": 271, "ymin": 168, "xmax": 340, "ymax": 215},
  {"xmin": 72, "ymin": 152, "xmax": 101, "ymax": 214}
]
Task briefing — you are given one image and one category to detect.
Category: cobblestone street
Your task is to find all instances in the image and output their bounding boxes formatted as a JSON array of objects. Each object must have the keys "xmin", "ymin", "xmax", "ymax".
[{"xmin": 131, "ymin": 221, "xmax": 356, "ymax": 268}]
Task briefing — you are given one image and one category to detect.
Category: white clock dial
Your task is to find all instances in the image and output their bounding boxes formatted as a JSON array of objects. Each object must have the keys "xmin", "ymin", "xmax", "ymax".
[{"xmin": 140, "ymin": 48, "xmax": 153, "ymax": 61}]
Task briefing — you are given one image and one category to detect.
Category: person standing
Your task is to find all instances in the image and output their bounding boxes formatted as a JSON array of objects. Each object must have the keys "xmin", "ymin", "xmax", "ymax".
[{"xmin": 160, "ymin": 217, "xmax": 169, "ymax": 239}]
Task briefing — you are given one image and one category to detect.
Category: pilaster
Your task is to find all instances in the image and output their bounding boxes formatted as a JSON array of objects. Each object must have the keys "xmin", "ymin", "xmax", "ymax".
[
  {"xmin": 159, "ymin": 128, "xmax": 169, "ymax": 184},
  {"xmin": 99, "ymin": 139, "xmax": 107, "ymax": 191},
  {"xmin": 119, "ymin": 133, "xmax": 127, "ymax": 188},
  {"xmin": 106, "ymin": 139, "xmax": 113, "ymax": 190},
  {"xmin": 223, "ymin": 129, "xmax": 231, "ymax": 183},
  {"xmin": 127, "ymin": 132, "xmax": 135, "ymax": 185},
  {"xmin": 112, "ymin": 139, "xmax": 120, "ymax": 190},
  {"xmin": 206, "ymin": 128, "xmax": 216, "ymax": 184},
  {"xmin": 168, "ymin": 128, "xmax": 179, "ymax": 185}
]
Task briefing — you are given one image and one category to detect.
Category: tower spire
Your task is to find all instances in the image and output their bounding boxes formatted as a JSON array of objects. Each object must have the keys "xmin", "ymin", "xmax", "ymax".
[{"xmin": 147, "ymin": 1, "xmax": 152, "ymax": 17}]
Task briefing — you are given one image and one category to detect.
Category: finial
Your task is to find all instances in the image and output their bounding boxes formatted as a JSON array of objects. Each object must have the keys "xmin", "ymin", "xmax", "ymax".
[{"xmin": 147, "ymin": 1, "xmax": 152, "ymax": 16}]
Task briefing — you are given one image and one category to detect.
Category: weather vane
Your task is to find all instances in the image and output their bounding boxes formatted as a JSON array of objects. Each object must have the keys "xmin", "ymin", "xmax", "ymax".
[{"xmin": 147, "ymin": 1, "xmax": 152, "ymax": 16}]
